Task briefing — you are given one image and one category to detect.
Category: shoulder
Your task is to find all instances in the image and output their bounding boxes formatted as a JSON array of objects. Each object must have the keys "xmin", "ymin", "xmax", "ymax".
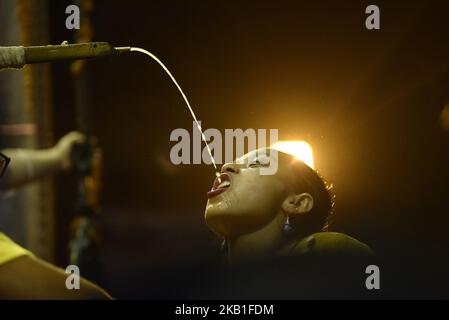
[{"xmin": 292, "ymin": 232, "xmax": 375, "ymax": 258}]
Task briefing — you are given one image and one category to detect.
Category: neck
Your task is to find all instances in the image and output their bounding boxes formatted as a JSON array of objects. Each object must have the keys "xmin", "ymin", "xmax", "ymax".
[{"xmin": 226, "ymin": 212, "xmax": 300, "ymax": 263}]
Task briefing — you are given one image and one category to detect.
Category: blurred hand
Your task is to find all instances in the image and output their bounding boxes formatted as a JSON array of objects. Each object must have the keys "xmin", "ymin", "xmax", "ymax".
[{"xmin": 55, "ymin": 131, "xmax": 86, "ymax": 170}]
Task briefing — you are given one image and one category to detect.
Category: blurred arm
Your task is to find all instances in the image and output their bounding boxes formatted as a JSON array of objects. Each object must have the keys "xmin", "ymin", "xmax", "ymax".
[
  {"xmin": 0, "ymin": 132, "xmax": 85, "ymax": 191},
  {"xmin": 0, "ymin": 255, "xmax": 112, "ymax": 300}
]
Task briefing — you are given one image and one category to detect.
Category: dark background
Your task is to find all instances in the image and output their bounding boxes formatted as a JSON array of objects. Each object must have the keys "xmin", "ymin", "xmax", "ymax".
[{"xmin": 46, "ymin": 0, "xmax": 449, "ymax": 298}]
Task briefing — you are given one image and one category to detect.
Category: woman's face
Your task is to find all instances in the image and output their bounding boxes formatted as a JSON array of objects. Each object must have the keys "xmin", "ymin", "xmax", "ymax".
[{"xmin": 205, "ymin": 148, "xmax": 294, "ymax": 238}]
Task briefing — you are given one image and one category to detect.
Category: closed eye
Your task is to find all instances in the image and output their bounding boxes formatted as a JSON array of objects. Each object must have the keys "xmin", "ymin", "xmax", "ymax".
[{"xmin": 249, "ymin": 159, "xmax": 270, "ymax": 168}]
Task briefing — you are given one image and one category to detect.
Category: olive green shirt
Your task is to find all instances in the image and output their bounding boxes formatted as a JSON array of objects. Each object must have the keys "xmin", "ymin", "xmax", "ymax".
[{"xmin": 291, "ymin": 232, "xmax": 374, "ymax": 258}]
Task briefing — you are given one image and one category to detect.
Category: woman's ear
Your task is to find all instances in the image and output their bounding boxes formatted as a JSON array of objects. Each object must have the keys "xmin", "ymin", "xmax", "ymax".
[{"xmin": 281, "ymin": 193, "xmax": 314, "ymax": 217}]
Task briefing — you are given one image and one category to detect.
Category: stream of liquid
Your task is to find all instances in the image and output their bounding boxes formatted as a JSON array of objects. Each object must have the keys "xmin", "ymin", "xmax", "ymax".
[{"xmin": 130, "ymin": 47, "xmax": 221, "ymax": 182}]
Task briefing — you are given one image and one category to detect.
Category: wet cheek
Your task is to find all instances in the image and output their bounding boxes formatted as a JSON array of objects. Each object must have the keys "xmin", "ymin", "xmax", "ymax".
[
  {"xmin": 235, "ymin": 180, "xmax": 264, "ymax": 198},
  {"xmin": 231, "ymin": 174, "xmax": 276, "ymax": 205}
]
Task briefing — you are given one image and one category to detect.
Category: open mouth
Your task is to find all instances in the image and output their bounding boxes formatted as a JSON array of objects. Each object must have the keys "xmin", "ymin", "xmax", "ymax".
[{"xmin": 207, "ymin": 173, "xmax": 232, "ymax": 199}]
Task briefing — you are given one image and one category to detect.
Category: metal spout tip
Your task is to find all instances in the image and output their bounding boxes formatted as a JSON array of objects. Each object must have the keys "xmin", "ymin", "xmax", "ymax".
[{"xmin": 114, "ymin": 47, "xmax": 132, "ymax": 54}]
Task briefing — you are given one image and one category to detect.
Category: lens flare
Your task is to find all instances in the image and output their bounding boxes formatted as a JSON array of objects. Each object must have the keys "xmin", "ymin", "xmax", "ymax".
[{"xmin": 271, "ymin": 141, "xmax": 315, "ymax": 169}]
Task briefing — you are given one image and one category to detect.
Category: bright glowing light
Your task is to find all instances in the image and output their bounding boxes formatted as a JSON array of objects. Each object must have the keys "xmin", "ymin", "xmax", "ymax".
[{"xmin": 271, "ymin": 141, "xmax": 315, "ymax": 169}]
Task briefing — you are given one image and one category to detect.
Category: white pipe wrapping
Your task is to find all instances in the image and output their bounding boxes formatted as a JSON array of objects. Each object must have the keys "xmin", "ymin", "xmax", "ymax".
[{"xmin": 0, "ymin": 46, "xmax": 25, "ymax": 70}]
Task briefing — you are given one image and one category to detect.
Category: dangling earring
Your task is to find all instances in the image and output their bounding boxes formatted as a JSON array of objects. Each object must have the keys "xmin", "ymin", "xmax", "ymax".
[
  {"xmin": 283, "ymin": 215, "xmax": 292, "ymax": 233},
  {"xmin": 221, "ymin": 239, "xmax": 228, "ymax": 256}
]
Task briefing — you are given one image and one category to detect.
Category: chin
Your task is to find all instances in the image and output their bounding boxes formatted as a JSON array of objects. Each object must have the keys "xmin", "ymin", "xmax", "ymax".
[{"xmin": 204, "ymin": 202, "xmax": 234, "ymax": 237}]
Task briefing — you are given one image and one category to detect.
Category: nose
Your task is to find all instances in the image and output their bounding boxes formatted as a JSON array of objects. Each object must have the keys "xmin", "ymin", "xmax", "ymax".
[{"xmin": 221, "ymin": 162, "xmax": 240, "ymax": 174}]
